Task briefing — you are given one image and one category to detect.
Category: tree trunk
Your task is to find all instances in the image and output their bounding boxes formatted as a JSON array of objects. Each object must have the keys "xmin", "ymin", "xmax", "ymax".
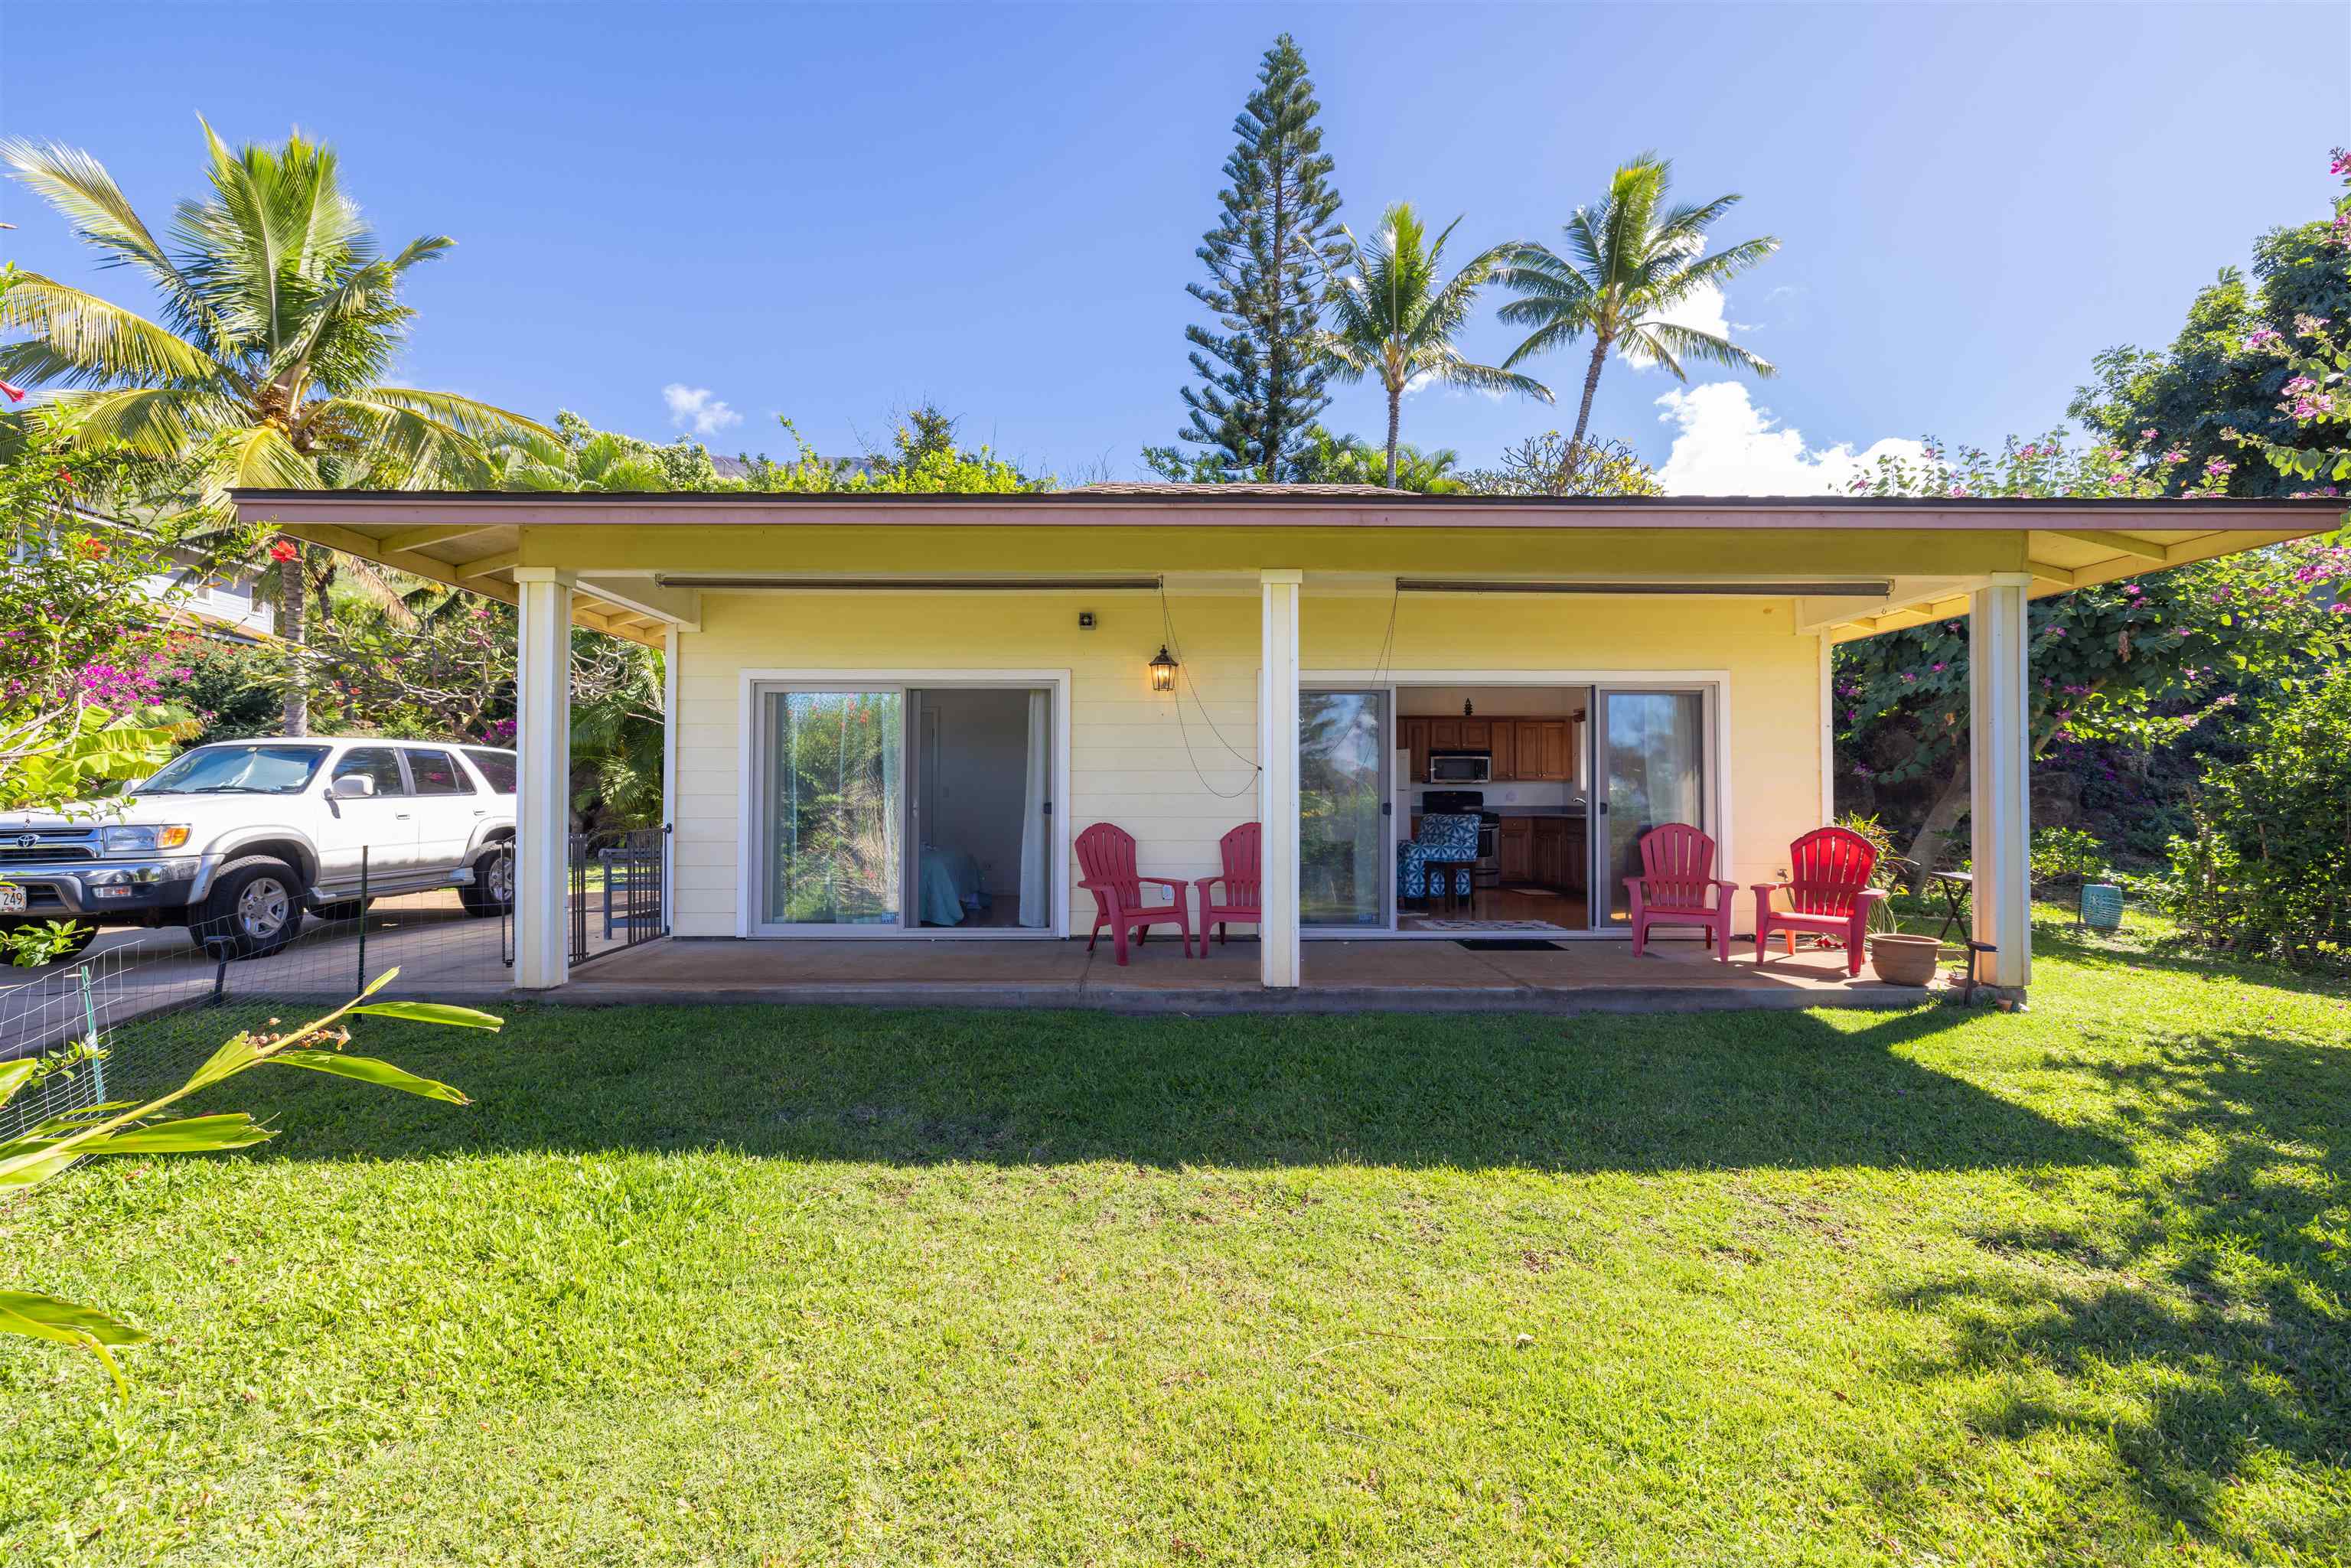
[
  {"xmin": 279, "ymin": 551, "xmax": 308, "ymax": 737},
  {"xmin": 1904, "ymin": 764, "xmax": 1970, "ymax": 893},
  {"xmin": 1384, "ymin": 383, "xmax": 1401, "ymax": 487},
  {"xmin": 1568, "ymin": 338, "xmax": 1609, "ymax": 465}
]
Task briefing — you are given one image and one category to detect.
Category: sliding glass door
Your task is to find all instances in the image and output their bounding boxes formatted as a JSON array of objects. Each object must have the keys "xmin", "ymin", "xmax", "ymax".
[
  {"xmin": 1299, "ymin": 689, "xmax": 1389, "ymax": 929},
  {"xmin": 1593, "ymin": 689, "xmax": 1708, "ymax": 926},
  {"xmin": 755, "ymin": 682, "xmax": 1055, "ymax": 935},
  {"xmin": 761, "ymin": 689, "xmax": 905, "ymax": 927}
]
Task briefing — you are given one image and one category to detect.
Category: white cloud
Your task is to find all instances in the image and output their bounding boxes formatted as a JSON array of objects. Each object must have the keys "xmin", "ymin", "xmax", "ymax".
[
  {"xmin": 1653, "ymin": 382, "xmax": 1926, "ymax": 496},
  {"xmin": 661, "ymin": 383, "xmax": 742, "ymax": 436}
]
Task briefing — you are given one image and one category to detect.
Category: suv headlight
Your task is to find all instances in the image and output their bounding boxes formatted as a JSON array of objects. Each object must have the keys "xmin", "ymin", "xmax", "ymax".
[{"xmin": 100, "ymin": 824, "xmax": 192, "ymax": 853}]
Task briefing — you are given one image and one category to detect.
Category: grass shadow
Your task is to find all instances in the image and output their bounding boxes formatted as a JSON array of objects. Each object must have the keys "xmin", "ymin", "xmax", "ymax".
[
  {"xmin": 152, "ymin": 1000, "xmax": 2129, "ymax": 1175},
  {"xmin": 1882, "ymin": 1023, "xmax": 2351, "ymax": 1543}
]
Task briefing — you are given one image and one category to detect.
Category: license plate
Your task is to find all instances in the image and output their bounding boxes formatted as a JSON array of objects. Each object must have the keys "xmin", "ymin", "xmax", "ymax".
[{"xmin": 0, "ymin": 884, "xmax": 24, "ymax": 914}]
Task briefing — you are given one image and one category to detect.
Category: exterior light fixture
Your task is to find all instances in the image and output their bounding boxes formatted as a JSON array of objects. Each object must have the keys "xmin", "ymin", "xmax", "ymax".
[{"xmin": 1149, "ymin": 645, "xmax": 1179, "ymax": 693}]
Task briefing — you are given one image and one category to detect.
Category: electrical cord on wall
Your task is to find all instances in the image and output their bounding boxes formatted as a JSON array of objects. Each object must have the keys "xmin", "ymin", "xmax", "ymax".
[{"xmin": 1158, "ymin": 582, "xmax": 1262, "ymax": 800}]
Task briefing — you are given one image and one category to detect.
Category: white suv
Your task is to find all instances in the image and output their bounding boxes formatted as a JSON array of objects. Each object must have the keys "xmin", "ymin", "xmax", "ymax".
[{"xmin": 0, "ymin": 737, "xmax": 518, "ymax": 959}]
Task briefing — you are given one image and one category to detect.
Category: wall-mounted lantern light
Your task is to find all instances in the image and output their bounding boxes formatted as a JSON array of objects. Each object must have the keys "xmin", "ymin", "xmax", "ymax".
[{"xmin": 1149, "ymin": 645, "xmax": 1179, "ymax": 693}]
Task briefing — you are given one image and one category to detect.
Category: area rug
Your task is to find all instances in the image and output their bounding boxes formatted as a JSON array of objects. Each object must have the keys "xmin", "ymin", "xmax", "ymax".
[{"xmin": 1409, "ymin": 918, "xmax": 1577, "ymax": 934}]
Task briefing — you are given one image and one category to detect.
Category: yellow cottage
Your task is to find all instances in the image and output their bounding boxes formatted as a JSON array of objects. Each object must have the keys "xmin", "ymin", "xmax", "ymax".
[{"xmin": 233, "ymin": 484, "xmax": 2340, "ymax": 1006}]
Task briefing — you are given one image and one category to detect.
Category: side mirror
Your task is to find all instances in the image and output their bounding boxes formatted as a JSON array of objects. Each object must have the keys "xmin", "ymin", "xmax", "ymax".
[{"xmin": 331, "ymin": 774, "xmax": 376, "ymax": 800}]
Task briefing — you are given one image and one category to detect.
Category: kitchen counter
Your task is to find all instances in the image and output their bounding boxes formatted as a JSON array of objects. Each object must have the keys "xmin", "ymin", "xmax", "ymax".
[{"xmin": 1492, "ymin": 805, "xmax": 1588, "ymax": 817}]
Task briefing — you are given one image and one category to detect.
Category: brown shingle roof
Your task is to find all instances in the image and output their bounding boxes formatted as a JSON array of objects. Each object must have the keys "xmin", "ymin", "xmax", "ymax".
[{"xmin": 1064, "ymin": 481, "xmax": 1410, "ymax": 497}]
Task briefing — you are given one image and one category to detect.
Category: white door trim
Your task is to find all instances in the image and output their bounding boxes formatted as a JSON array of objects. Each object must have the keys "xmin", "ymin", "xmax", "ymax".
[{"xmin": 735, "ymin": 667, "xmax": 1072, "ymax": 939}]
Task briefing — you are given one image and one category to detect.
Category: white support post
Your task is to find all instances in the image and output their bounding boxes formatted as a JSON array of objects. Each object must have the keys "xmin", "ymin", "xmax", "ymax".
[
  {"xmin": 514, "ymin": 569, "xmax": 575, "ymax": 989},
  {"xmin": 1259, "ymin": 570, "xmax": 1303, "ymax": 988},
  {"xmin": 1968, "ymin": 576, "xmax": 2033, "ymax": 993}
]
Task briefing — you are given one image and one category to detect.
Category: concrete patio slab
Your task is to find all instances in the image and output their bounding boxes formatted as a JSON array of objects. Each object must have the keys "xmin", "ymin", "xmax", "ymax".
[{"xmin": 545, "ymin": 933, "xmax": 1950, "ymax": 1014}]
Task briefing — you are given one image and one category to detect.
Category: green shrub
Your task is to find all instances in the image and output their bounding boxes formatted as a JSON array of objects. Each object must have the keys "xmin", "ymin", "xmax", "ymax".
[
  {"xmin": 2030, "ymin": 826, "xmax": 2110, "ymax": 886},
  {"xmin": 2166, "ymin": 669, "xmax": 2351, "ymax": 971}
]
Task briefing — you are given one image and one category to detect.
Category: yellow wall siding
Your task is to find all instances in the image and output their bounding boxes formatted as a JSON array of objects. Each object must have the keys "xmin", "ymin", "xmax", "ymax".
[{"xmin": 672, "ymin": 588, "xmax": 1828, "ymax": 936}]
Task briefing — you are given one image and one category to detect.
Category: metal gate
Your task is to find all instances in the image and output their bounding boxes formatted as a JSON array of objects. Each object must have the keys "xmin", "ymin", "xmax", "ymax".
[{"xmin": 569, "ymin": 826, "xmax": 668, "ymax": 968}]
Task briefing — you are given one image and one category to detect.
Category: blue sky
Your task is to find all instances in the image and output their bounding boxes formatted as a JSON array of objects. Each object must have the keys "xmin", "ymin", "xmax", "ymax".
[{"xmin": 4, "ymin": 2, "xmax": 2345, "ymax": 490}]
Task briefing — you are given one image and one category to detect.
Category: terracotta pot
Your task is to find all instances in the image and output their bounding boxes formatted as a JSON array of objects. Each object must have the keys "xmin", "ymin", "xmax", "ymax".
[{"xmin": 1867, "ymin": 933, "xmax": 1942, "ymax": 986}]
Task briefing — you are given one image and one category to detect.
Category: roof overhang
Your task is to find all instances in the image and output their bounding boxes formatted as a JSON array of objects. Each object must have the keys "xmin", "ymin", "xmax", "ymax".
[{"xmin": 227, "ymin": 489, "xmax": 2345, "ymax": 644}]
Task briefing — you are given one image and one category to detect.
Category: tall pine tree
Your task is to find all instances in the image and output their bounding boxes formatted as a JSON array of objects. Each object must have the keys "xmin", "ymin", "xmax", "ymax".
[{"xmin": 1175, "ymin": 35, "xmax": 1345, "ymax": 481}]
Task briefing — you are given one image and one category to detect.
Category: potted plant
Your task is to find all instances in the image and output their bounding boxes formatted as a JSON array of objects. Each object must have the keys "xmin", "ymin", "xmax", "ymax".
[{"xmin": 1838, "ymin": 813, "xmax": 1942, "ymax": 986}]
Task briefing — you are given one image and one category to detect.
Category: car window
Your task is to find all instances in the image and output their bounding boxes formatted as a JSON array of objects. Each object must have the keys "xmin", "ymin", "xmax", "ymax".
[
  {"xmin": 406, "ymin": 748, "xmax": 473, "ymax": 795},
  {"xmin": 331, "ymin": 748, "xmax": 408, "ymax": 797},
  {"xmin": 142, "ymin": 744, "xmax": 329, "ymax": 795},
  {"xmin": 462, "ymin": 747, "xmax": 518, "ymax": 794}
]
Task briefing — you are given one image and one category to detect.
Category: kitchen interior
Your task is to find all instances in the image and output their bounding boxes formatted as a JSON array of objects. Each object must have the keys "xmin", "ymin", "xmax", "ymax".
[{"xmin": 1397, "ymin": 685, "xmax": 1592, "ymax": 932}]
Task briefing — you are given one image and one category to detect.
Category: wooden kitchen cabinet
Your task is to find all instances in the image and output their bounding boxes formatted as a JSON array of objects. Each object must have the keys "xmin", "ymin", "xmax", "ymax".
[
  {"xmin": 1497, "ymin": 817, "xmax": 1533, "ymax": 882},
  {"xmin": 1399, "ymin": 717, "xmax": 1430, "ymax": 781},
  {"xmin": 1485, "ymin": 720, "xmax": 1516, "ymax": 780},
  {"xmin": 1515, "ymin": 719, "xmax": 1571, "ymax": 781},
  {"xmin": 1427, "ymin": 717, "xmax": 1462, "ymax": 750},
  {"xmin": 1531, "ymin": 817, "xmax": 1567, "ymax": 888}
]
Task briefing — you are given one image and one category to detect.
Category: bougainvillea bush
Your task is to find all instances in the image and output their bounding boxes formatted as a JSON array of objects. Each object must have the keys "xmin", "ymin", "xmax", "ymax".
[{"xmin": 1832, "ymin": 432, "xmax": 2351, "ymax": 877}]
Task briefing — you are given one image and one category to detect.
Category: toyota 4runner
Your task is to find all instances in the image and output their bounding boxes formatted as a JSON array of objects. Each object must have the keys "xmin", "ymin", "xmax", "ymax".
[{"xmin": 0, "ymin": 737, "xmax": 518, "ymax": 960}]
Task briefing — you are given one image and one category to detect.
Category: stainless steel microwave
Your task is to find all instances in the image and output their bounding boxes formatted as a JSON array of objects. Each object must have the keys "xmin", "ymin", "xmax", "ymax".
[{"xmin": 1428, "ymin": 751, "xmax": 1492, "ymax": 784}]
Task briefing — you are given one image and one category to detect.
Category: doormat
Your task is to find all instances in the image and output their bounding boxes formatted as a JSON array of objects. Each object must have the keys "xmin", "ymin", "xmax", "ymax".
[
  {"xmin": 1458, "ymin": 938, "xmax": 1564, "ymax": 951},
  {"xmin": 1410, "ymin": 918, "xmax": 1576, "ymax": 934}
]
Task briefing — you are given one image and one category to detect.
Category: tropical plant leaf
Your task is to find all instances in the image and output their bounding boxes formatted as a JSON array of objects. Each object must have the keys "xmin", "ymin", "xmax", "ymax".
[
  {"xmin": 346, "ymin": 999, "xmax": 501, "ymax": 1030},
  {"xmin": 0, "ymin": 1058, "xmax": 35, "ymax": 1108},
  {"xmin": 76, "ymin": 1112, "xmax": 272, "ymax": 1156},
  {"xmin": 271, "ymin": 1051, "xmax": 472, "ymax": 1104},
  {"xmin": 0, "ymin": 1144, "xmax": 80, "ymax": 1190},
  {"xmin": 0, "ymin": 1289, "xmax": 148, "ymax": 1347},
  {"xmin": 0, "ymin": 1289, "xmax": 145, "ymax": 1397},
  {"xmin": 186, "ymin": 1031, "xmax": 264, "ymax": 1092}
]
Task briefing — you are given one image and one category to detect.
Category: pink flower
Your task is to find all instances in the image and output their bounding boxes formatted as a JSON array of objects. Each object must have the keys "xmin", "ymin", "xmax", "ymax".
[
  {"xmin": 2246, "ymin": 328, "xmax": 2284, "ymax": 350},
  {"xmin": 2333, "ymin": 148, "xmax": 2351, "ymax": 176},
  {"xmin": 2162, "ymin": 449, "xmax": 2187, "ymax": 464},
  {"xmin": 1930, "ymin": 661, "xmax": 1947, "ymax": 673},
  {"xmin": 2140, "ymin": 429, "xmax": 2157, "ymax": 440},
  {"xmin": 2122, "ymin": 582, "xmax": 2143, "ymax": 596}
]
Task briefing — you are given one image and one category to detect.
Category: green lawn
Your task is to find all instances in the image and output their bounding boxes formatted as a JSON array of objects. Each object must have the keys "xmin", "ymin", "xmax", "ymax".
[{"xmin": 5, "ymin": 931, "xmax": 2348, "ymax": 1564}]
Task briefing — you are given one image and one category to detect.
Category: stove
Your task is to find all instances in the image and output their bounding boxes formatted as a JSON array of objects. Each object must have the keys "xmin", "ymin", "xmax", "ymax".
[{"xmin": 1422, "ymin": 791, "xmax": 1502, "ymax": 884}]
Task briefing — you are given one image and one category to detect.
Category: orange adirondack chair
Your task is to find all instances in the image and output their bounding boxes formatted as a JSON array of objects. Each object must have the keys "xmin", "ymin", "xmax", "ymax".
[
  {"xmin": 1624, "ymin": 823, "xmax": 1737, "ymax": 961},
  {"xmin": 1750, "ymin": 826, "xmax": 1886, "ymax": 977},
  {"xmin": 1193, "ymin": 823, "xmax": 1262, "ymax": 957},
  {"xmin": 1076, "ymin": 822, "xmax": 1194, "ymax": 964}
]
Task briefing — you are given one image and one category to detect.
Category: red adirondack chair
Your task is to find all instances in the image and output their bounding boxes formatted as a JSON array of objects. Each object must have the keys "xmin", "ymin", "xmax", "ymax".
[
  {"xmin": 1192, "ymin": 823, "xmax": 1262, "ymax": 957},
  {"xmin": 1750, "ymin": 826, "xmax": 1886, "ymax": 977},
  {"xmin": 1076, "ymin": 821, "xmax": 1193, "ymax": 964},
  {"xmin": 1624, "ymin": 823, "xmax": 1737, "ymax": 961}
]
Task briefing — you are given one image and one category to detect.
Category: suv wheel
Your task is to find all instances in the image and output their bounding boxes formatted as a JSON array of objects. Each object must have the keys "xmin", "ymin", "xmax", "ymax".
[
  {"xmin": 460, "ymin": 844, "xmax": 514, "ymax": 917},
  {"xmin": 193, "ymin": 857, "xmax": 307, "ymax": 959}
]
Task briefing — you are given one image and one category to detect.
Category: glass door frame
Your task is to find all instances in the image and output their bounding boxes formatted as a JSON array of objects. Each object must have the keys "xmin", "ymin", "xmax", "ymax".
[
  {"xmin": 742, "ymin": 670, "xmax": 1071, "ymax": 940},
  {"xmin": 1298, "ymin": 684, "xmax": 1395, "ymax": 935},
  {"xmin": 1298, "ymin": 667, "xmax": 1728, "ymax": 939},
  {"xmin": 1588, "ymin": 684, "xmax": 1720, "ymax": 931}
]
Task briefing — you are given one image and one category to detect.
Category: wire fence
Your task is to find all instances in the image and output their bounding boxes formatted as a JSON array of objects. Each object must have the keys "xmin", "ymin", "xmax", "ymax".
[{"xmin": 0, "ymin": 832, "xmax": 667, "ymax": 1137}]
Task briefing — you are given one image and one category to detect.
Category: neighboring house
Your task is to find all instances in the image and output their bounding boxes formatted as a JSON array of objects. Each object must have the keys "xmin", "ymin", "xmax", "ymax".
[
  {"xmin": 139, "ymin": 554, "xmax": 276, "ymax": 642},
  {"xmin": 229, "ymin": 484, "xmax": 2342, "ymax": 999}
]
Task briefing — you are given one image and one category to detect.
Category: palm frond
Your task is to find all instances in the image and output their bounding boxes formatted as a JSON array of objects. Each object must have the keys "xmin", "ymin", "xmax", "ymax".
[
  {"xmin": 0, "ymin": 273, "xmax": 218, "ymax": 388},
  {"xmin": 360, "ymin": 387, "xmax": 553, "ymax": 445},
  {"xmin": 1626, "ymin": 322, "xmax": 1776, "ymax": 381},
  {"xmin": 0, "ymin": 137, "xmax": 227, "ymax": 347}
]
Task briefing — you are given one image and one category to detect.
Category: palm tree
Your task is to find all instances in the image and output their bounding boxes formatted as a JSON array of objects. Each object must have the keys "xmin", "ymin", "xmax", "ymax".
[
  {"xmin": 0, "ymin": 122, "xmax": 549, "ymax": 733},
  {"xmin": 1495, "ymin": 154, "xmax": 1780, "ymax": 468},
  {"xmin": 1316, "ymin": 203, "xmax": 1550, "ymax": 487}
]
